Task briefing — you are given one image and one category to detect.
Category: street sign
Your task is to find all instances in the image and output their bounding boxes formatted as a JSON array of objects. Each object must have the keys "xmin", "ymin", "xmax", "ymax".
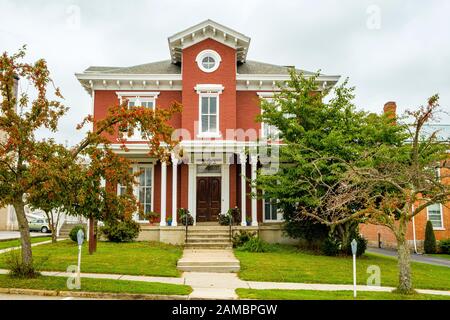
[
  {"xmin": 351, "ymin": 239, "xmax": 358, "ymax": 255},
  {"xmin": 351, "ymin": 239, "xmax": 358, "ymax": 298},
  {"xmin": 77, "ymin": 229, "xmax": 84, "ymax": 246}
]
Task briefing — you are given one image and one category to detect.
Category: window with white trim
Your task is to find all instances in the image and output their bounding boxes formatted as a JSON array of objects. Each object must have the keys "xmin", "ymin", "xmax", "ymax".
[
  {"xmin": 196, "ymin": 50, "xmax": 222, "ymax": 73},
  {"xmin": 427, "ymin": 203, "xmax": 444, "ymax": 229},
  {"xmin": 201, "ymin": 95, "xmax": 218, "ymax": 134},
  {"xmin": 196, "ymin": 85, "xmax": 223, "ymax": 138},
  {"xmin": 264, "ymin": 197, "xmax": 282, "ymax": 222},
  {"xmin": 118, "ymin": 168, "xmax": 134, "ymax": 196},
  {"xmin": 138, "ymin": 166, "xmax": 153, "ymax": 221},
  {"xmin": 116, "ymin": 92, "xmax": 159, "ymax": 141}
]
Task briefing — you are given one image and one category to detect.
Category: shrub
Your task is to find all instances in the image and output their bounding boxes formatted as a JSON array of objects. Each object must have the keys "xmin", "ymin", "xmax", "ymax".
[
  {"xmin": 237, "ymin": 237, "xmax": 272, "ymax": 253},
  {"xmin": 218, "ymin": 213, "xmax": 230, "ymax": 226},
  {"xmin": 424, "ymin": 221, "xmax": 437, "ymax": 254},
  {"xmin": 439, "ymin": 239, "xmax": 450, "ymax": 254},
  {"xmin": 321, "ymin": 237, "xmax": 340, "ymax": 256},
  {"xmin": 69, "ymin": 225, "xmax": 86, "ymax": 243},
  {"xmin": 100, "ymin": 220, "xmax": 140, "ymax": 243},
  {"xmin": 343, "ymin": 234, "xmax": 368, "ymax": 257},
  {"xmin": 232, "ymin": 230, "xmax": 257, "ymax": 248},
  {"xmin": 4, "ymin": 250, "xmax": 47, "ymax": 279},
  {"xmin": 179, "ymin": 208, "xmax": 194, "ymax": 226}
]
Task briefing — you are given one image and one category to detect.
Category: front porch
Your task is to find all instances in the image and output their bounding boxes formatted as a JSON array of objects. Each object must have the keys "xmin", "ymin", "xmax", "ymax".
[{"xmin": 113, "ymin": 142, "xmax": 284, "ymax": 228}]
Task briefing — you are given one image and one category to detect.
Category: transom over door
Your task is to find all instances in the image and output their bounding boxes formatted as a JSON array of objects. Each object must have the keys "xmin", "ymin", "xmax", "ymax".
[{"xmin": 196, "ymin": 177, "xmax": 222, "ymax": 222}]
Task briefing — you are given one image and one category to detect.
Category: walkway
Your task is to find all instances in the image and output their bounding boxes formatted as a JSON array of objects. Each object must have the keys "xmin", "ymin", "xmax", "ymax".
[
  {"xmin": 0, "ymin": 269, "xmax": 448, "ymax": 299},
  {"xmin": 0, "ymin": 232, "xmax": 47, "ymax": 241},
  {"xmin": 0, "ymin": 238, "xmax": 64, "ymax": 255},
  {"xmin": 368, "ymin": 248, "xmax": 450, "ymax": 268}
]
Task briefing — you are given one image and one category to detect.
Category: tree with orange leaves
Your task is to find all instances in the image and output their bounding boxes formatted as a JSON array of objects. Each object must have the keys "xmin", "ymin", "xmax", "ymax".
[{"xmin": 0, "ymin": 47, "xmax": 181, "ymax": 275}]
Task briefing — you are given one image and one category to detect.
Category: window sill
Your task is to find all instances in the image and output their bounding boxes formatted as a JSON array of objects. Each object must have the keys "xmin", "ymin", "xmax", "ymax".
[{"xmin": 433, "ymin": 227, "xmax": 446, "ymax": 231}]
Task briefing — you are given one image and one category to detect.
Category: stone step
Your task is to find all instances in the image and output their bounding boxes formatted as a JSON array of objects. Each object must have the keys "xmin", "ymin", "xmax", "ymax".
[
  {"xmin": 177, "ymin": 260, "xmax": 238, "ymax": 267},
  {"xmin": 185, "ymin": 243, "xmax": 232, "ymax": 249},
  {"xmin": 187, "ymin": 233, "xmax": 231, "ymax": 239},
  {"xmin": 177, "ymin": 265, "xmax": 240, "ymax": 273},
  {"xmin": 188, "ymin": 229, "xmax": 230, "ymax": 234},
  {"xmin": 187, "ymin": 237, "xmax": 231, "ymax": 243}
]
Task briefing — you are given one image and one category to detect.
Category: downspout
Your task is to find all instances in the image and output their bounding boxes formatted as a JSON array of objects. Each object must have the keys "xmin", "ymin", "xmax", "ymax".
[{"xmin": 411, "ymin": 204, "xmax": 418, "ymax": 254}]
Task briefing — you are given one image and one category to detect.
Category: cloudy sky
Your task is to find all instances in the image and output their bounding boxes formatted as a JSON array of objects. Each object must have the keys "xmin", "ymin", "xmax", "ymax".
[{"xmin": 1, "ymin": 0, "xmax": 449, "ymax": 145}]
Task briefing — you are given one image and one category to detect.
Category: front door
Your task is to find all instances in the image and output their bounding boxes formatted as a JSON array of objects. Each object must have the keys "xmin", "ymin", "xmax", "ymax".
[{"xmin": 196, "ymin": 177, "xmax": 222, "ymax": 222}]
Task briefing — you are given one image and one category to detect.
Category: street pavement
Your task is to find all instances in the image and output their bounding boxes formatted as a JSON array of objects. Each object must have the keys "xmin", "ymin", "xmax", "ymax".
[{"xmin": 367, "ymin": 247, "xmax": 450, "ymax": 268}]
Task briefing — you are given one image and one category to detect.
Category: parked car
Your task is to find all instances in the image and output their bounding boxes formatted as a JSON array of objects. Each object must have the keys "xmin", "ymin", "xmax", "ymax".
[{"xmin": 28, "ymin": 218, "xmax": 51, "ymax": 233}]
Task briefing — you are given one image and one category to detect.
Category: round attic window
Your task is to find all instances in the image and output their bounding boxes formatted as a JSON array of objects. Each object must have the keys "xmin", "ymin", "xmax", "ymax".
[{"xmin": 196, "ymin": 50, "xmax": 221, "ymax": 73}]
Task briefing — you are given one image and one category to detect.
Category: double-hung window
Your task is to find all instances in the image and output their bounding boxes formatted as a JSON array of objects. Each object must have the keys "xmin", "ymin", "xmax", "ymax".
[
  {"xmin": 427, "ymin": 203, "xmax": 444, "ymax": 230},
  {"xmin": 116, "ymin": 92, "xmax": 159, "ymax": 141},
  {"xmin": 138, "ymin": 166, "xmax": 153, "ymax": 221},
  {"xmin": 195, "ymin": 85, "xmax": 223, "ymax": 138}
]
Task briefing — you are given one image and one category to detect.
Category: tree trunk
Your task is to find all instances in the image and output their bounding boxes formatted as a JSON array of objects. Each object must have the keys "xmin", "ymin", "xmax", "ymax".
[
  {"xmin": 93, "ymin": 219, "xmax": 98, "ymax": 252},
  {"xmin": 396, "ymin": 218, "xmax": 413, "ymax": 294},
  {"xmin": 13, "ymin": 200, "xmax": 33, "ymax": 269},
  {"xmin": 44, "ymin": 211, "xmax": 57, "ymax": 244},
  {"xmin": 88, "ymin": 216, "xmax": 95, "ymax": 255}
]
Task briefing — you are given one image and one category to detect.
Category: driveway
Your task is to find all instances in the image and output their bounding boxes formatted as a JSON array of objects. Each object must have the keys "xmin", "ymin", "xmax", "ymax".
[
  {"xmin": 367, "ymin": 247, "xmax": 450, "ymax": 268},
  {"xmin": 0, "ymin": 231, "xmax": 48, "ymax": 241}
]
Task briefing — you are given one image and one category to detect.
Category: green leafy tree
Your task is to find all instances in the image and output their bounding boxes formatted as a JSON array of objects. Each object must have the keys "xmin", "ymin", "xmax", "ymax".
[{"xmin": 256, "ymin": 70, "xmax": 401, "ymax": 249}]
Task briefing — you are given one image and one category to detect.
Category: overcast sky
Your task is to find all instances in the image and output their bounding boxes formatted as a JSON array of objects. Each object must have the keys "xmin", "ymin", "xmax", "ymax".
[{"xmin": 1, "ymin": 0, "xmax": 449, "ymax": 146}]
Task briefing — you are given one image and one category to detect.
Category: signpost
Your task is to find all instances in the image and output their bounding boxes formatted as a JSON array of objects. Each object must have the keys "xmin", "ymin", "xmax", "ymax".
[
  {"xmin": 351, "ymin": 239, "xmax": 358, "ymax": 299},
  {"xmin": 76, "ymin": 229, "xmax": 84, "ymax": 289}
]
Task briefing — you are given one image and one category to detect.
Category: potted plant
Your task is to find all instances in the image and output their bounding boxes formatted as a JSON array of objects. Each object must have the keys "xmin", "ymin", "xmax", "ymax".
[
  {"xmin": 167, "ymin": 217, "xmax": 173, "ymax": 226},
  {"xmin": 144, "ymin": 211, "xmax": 159, "ymax": 225},
  {"xmin": 246, "ymin": 218, "xmax": 252, "ymax": 226},
  {"xmin": 178, "ymin": 208, "xmax": 194, "ymax": 226},
  {"xmin": 218, "ymin": 212, "xmax": 231, "ymax": 226}
]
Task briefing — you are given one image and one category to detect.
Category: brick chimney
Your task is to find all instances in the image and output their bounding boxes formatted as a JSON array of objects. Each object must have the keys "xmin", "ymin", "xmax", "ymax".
[{"xmin": 383, "ymin": 101, "xmax": 397, "ymax": 119}]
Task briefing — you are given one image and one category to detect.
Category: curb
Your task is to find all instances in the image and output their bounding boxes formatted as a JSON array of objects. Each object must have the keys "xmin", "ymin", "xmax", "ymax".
[{"xmin": 0, "ymin": 287, "xmax": 189, "ymax": 300}]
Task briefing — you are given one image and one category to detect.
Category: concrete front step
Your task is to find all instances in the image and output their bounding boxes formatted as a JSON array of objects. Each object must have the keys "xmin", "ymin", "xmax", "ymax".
[
  {"xmin": 177, "ymin": 260, "xmax": 238, "ymax": 267},
  {"xmin": 187, "ymin": 234, "xmax": 231, "ymax": 239},
  {"xmin": 187, "ymin": 237, "xmax": 231, "ymax": 243},
  {"xmin": 185, "ymin": 244, "xmax": 232, "ymax": 249},
  {"xmin": 177, "ymin": 265, "xmax": 240, "ymax": 273}
]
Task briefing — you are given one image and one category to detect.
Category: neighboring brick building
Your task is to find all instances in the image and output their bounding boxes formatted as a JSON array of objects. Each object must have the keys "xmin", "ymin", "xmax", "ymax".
[
  {"xmin": 76, "ymin": 20, "xmax": 339, "ymax": 243},
  {"xmin": 360, "ymin": 103, "xmax": 450, "ymax": 252}
]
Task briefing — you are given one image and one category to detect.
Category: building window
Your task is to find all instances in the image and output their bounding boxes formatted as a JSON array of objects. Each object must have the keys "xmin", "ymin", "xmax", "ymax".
[
  {"xmin": 427, "ymin": 203, "xmax": 444, "ymax": 229},
  {"xmin": 200, "ymin": 95, "xmax": 218, "ymax": 134},
  {"xmin": 138, "ymin": 167, "xmax": 153, "ymax": 221},
  {"xmin": 116, "ymin": 92, "xmax": 159, "ymax": 140},
  {"xmin": 196, "ymin": 50, "xmax": 221, "ymax": 73},
  {"xmin": 264, "ymin": 197, "xmax": 281, "ymax": 222},
  {"xmin": 195, "ymin": 85, "xmax": 224, "ymax": 138},
  {"xmin": 118, "ymin": 168, "xmax": 134, "ymax": 196}
]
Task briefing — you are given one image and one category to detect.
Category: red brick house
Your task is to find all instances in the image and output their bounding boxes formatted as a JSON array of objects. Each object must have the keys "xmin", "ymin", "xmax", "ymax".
[{"xmin": 75, "ymin": 20, "xmax": 339, "ymax": 243}]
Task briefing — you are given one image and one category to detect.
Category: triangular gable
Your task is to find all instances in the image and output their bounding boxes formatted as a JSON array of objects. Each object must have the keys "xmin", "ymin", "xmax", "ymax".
[{"xmin": 168, "ymin": 19, "xmax": 251, "ymax": 64}]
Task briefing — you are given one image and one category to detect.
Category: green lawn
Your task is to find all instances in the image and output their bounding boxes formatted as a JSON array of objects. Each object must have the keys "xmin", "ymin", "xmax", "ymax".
[
  {"xmin": 0, "ymin": 237, "xmax": 51, "ymax": 250},
  {"xmin": 236, "ymin": 289, "xmax": 450, "ymax": 300},
  {"xmin": 235, "ymin": 245, "xmax": 450, "ymax": 291},
  {"xmin": 0, "ymin": 240, "xmax": 183, "ymax": 277},
  {"xmin": 0, "ymin": 274, "xmax": 191, "ymax": 296}
]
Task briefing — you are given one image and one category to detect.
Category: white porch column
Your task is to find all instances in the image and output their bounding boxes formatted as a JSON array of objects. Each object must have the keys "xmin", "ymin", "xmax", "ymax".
[
  {"xmin": 250, "ymin": 155, "xmax": 259, "ymax": 227},
  {"xmin": 239, "ymin": 153, "xmax": 247, "ymax": 226},
  {"xmin": 171, "ymin": 154, "xmax": 178, "ymax": 227},
  {"xmin": 188, "ymin": 163, "xmax": 196, "ymax": 225},
  {"xmin": 221, "ymin": 163, "xmax": 230, "ymax": 215},
  {"xmin": 160, "ymin": 161, "xmax": 167, "ymax": 227}
]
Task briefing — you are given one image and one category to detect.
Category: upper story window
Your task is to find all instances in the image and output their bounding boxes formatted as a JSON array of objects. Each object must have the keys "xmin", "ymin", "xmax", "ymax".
[
  {"xmin": 196, "ymin": 50, "xmax": 222, "ymax": 73},
  {"xmin": 195, "ymin": 85, "xmax": 224, "ymax": 138},
  {"xmin": 116, "ymin": 92, "xmax": 160, "ymax": 141}
]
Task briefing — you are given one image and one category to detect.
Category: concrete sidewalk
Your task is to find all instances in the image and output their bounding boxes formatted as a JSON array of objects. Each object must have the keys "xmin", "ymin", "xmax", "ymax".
[
  {"xmin": 1, "ymin": 269, "xmax": 448, "ymax": 299},
  {"xmin": 368, "ymin": 247, "xmax": 450, "ymax": 268},
  {"xmin": 0, "ymin": 232, "xmax": 47, "ymax": 241}
]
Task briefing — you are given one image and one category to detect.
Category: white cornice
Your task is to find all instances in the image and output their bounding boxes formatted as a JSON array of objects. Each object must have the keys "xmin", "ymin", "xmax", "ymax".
[{"xmin": 75, "ymin": 73, "xmax": 182, "ymax": 81}]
